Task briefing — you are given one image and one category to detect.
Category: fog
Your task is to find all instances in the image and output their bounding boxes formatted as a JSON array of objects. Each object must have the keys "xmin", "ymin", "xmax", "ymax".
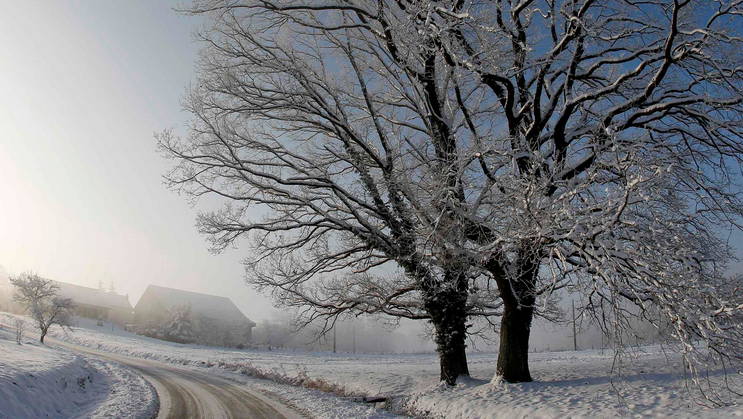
[
  {"xmin": 0, "ymin": 2, "xmax": 277, "ymax": 323},
  {"xmin": 0, "ymin": 261, "xmax": 649, "ymax": 354}
]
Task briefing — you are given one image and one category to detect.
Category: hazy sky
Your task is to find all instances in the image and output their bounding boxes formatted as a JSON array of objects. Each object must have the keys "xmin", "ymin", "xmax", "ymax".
[{"xmin": 0, "ymin": 1, "xmax": 279, "ymax": 322}]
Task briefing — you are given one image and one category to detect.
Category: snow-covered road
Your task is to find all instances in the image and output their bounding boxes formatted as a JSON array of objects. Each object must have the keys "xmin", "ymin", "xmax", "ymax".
[{"xmin": 53, "ymin": 339, "xmax": 304, "ymax": 419}]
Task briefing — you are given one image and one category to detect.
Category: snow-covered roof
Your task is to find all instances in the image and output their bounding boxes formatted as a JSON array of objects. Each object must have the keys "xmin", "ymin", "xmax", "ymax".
[
  {"xmin": 141, "ymin": 284, "xmax": 255, "ymax": 326},
  {"xmin": 54, "ymin": 281, "xmax": 133, "ymax": 310}
]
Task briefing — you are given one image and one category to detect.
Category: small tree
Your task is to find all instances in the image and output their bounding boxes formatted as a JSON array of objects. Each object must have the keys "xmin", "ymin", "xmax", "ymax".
[
  {"xmin": 14, "ymin": 318, "xmax": 26, "ymax": 345},
  {"xmin": 158, "ymin": 304, "xmax": 196, "ymax": 344},
  {"xmin": 108, "ymin": 280, "xmax": 117, "ymax": 294},
  {"xmin": 10, "ymin": 272, "xmax": 75, "ymax": 343}
]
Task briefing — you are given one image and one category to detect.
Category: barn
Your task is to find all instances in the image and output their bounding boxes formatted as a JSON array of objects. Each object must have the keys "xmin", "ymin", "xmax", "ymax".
[
  {"xmin": 134, "ymin": 284, "xmax": 256, "ymax": 343},
  {"xmin": 55, "ymin": 281, "xmax": 134, "ymax": 326}
]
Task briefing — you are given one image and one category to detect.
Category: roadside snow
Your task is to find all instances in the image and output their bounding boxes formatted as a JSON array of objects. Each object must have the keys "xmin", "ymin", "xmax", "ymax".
[
  {"xmin": 7, "ymin": 312, "xmax": 743, "ymax": 418},
  {"xmin": 0, "ymin": 319, "xmax": 157, "ymax": 419},
  {"xmin": 204, "ymin": 366, "xmax": 402, "ymax": 419},
  {"xmin": 73, "ymin": 353, "xmax": 158, "ymax": 419}
]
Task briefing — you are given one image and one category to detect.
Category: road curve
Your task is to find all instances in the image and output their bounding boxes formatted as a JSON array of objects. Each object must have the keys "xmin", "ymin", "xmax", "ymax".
[{"xmin": 52, "ymin": 340, "xmax": 304, "ymax": 419}]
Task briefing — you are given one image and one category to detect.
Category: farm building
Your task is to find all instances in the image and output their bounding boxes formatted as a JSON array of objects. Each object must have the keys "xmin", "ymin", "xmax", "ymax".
[
  {"xmin": 134, "ymin": 284, "xmax": 256, "ymax": 343},
  {"xmin": 55, "ymin": 281, "xmax": 134, "ymax": 326}
]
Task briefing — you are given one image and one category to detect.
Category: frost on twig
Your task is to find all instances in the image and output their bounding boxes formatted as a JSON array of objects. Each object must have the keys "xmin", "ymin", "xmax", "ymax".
[{"xmin": 163, "ymin": 0, "xmax": 743, "ymax": 390}]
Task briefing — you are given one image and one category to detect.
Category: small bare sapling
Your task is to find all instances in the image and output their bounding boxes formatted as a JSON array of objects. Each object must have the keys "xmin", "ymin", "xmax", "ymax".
[{"xmin": 14, "ymin": 318, "xmax": 26, "ymax": 345}]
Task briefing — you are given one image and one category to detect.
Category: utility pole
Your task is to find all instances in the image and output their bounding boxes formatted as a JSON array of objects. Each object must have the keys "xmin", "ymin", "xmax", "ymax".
[
  {"xmin": 572, "ymin": 299, "xmax": 578, "ymax": 351},
  {"xmin": 333, "ymin": 325, "xmax": 337, "ymax": 353}
]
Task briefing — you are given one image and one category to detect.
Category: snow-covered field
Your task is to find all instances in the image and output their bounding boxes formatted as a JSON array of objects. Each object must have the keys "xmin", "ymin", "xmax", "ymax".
[
  {"xmin": 0, "ymin": 313, "xmax": 401, "ymax": 419},
  {"xmin": 0, "ymin": 320, "xmax": 157, "ymax": 419},
  {"xmin": 3, "ymin": 311, "xmax": 743, "ymax": 418}
]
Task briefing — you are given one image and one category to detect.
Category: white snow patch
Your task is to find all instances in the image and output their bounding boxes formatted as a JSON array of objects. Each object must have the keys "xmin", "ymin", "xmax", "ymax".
[{"xmin": 0, "ymin": 318, "xmax": 157, "ymax": 419}]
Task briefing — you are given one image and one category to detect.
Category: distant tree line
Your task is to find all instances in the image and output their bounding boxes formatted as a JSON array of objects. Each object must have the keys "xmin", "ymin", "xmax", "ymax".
[{"xmin": 252, "ymin": 312, "xmax": 422, "ymax": 354}]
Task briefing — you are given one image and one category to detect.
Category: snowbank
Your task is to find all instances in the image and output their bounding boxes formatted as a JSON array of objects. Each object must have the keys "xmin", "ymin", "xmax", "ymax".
[{"xmin": 0, "ymin": 320, "xmax": 157, "ymax": 419}]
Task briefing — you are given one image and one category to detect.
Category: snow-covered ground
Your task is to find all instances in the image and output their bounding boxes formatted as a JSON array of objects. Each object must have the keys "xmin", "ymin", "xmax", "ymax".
[
  {"xmin": 4, "ymin": 311, "xmax": 743, "ymax": 418},
  {"xmin": 0, "ymin": 320, "xmax": 157, "ymax": 419},
  {"xmin": 1, "ymin": 313, "xmax": 401, "ymax": 419}
]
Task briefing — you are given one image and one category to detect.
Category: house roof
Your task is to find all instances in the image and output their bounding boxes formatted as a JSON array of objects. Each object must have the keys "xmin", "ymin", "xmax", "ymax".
[
  {"xmin": 54, "ymin": 281, "xmax": 133, "ymax": 310},
  {"xmin": 139, "ymin": 284, "xmax": 255, "ymax": 326}
]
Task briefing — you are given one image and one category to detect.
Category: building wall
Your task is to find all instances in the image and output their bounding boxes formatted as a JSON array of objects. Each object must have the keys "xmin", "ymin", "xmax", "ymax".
[
  {"xmin": 133, "ymin": 290, "xmax": 170, "ymax": 326},
  {"xmin": 3, "ymin": 300, "xmax": 26, "ymax": 315},
  {"xmin": 73, "ymin": 303, "xmax": 110, "ymax": 320},
  {"xmin": 109, "ymin": 307, "xmax": 134, "ymax": 326},
  {"xmin": 245, "ymin": 324, "xmax": 253, "ymax": 343},
  {"xmin": 0, "ymin": 288, "xmax": 11, "ymax": 312},
  {"xmin": 0, "ymin": 286, "xmax": 24, "ymax": 314}
]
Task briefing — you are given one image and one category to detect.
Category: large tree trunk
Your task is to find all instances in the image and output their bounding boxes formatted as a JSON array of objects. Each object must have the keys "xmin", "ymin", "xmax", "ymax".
[
  {"xmin": 496, "ymin": 304, "xmax": 534, "ymax": 382},
  {"xmin": 424, "ymin": 271, "xmax": 470, "ymax": 385},
  {"xmin": 491, "ymin": 246, "xmax": 539, "ymax": 383},
  {"xmin": 432, "ymin": 307, "xmax": 470, "ymax": 385}
]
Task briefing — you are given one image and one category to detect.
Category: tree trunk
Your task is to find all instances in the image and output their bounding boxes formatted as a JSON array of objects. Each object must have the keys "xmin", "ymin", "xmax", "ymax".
[
  {"xmin": 40, "ymin": 326, "xmax": 48, "ymax": 344},
  {"xmin": 433, "ymin": 309, "xmax": 470, "ymax": 385},
  {"xmin": 424, "ymin": 272, "xmax": 470, "ymax": 386},
  {"xmin": 496, "ymin": 304, "xmax": 534, "ymax": 382},
  {"xmin": 490, "ymin": 246, "xmax": 540, "ymax": 383}
]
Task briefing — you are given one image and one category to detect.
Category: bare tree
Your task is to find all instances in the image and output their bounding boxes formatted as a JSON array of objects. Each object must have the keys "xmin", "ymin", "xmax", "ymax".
[
  {"xmin": 14, "ymin": 318, "xmax": 26, "ymax": 345},
  {"xmin": 162, "ymin": 0, "xmax": 743, "ymax": 390},
  {"xmin": 10, "ymin": 272, "xmax": 75, "ymax": 343}
]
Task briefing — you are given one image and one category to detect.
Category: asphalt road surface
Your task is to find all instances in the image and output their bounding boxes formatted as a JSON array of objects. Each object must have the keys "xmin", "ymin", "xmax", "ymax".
[{"xmin": 52, "ymin": 339, "xmax": 304, "ymax": 419}]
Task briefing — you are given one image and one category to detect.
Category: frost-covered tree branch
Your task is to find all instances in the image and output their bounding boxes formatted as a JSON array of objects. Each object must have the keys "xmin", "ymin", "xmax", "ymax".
[
  {"xmin": 10, "ymin": 272, "xmax": 76, "ymax": 344},
  {"xmin": 162, "ymin": 0, "xmax": 743, "ymax": 391}
]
